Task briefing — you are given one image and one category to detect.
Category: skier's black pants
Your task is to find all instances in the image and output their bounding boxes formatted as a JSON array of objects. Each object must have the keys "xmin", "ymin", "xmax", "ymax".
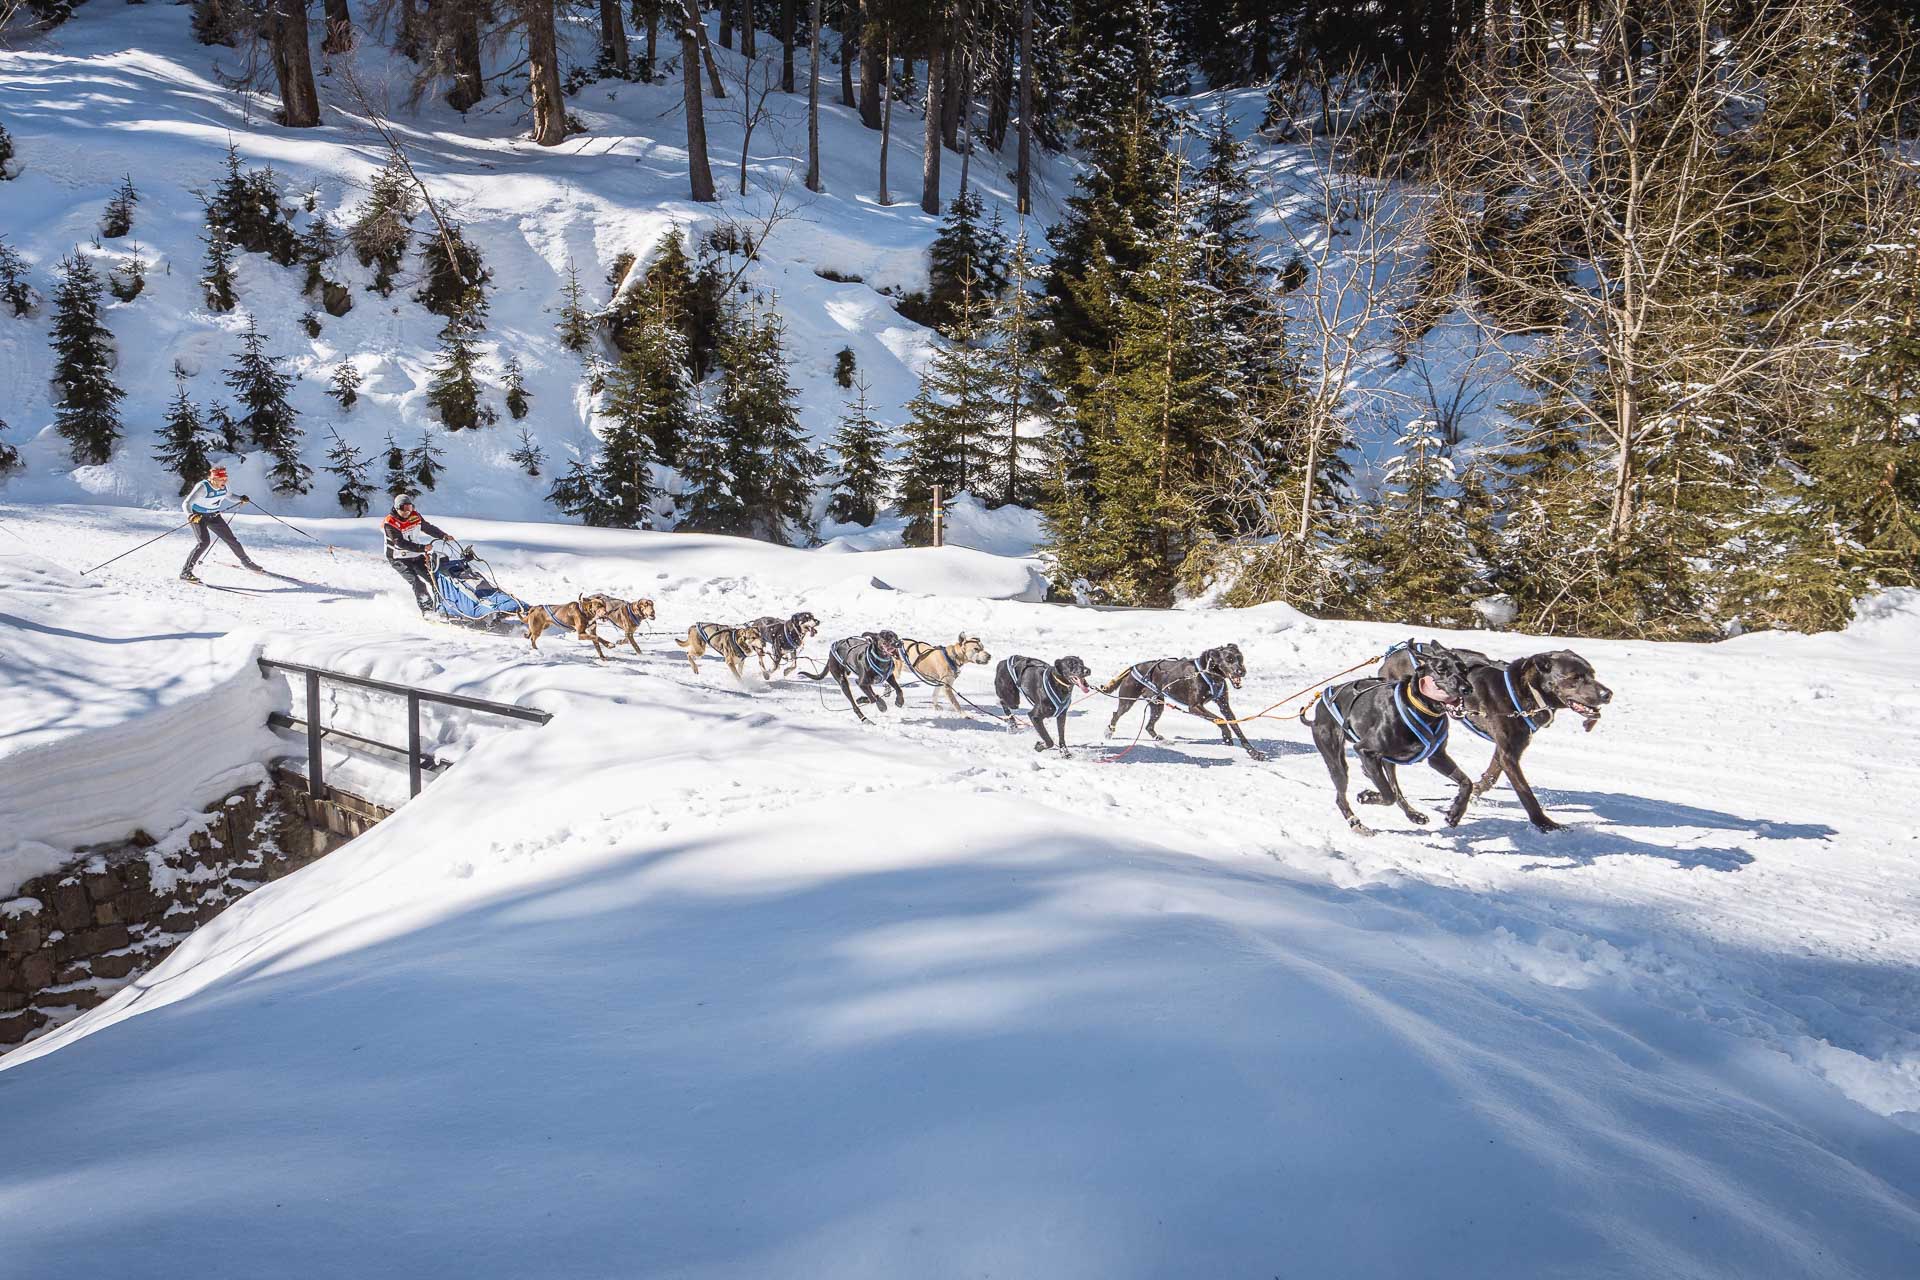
[
  {"xmin": 391, "ymin": 557, "xmax": 435, "ymax": 611},
  {"xmin": 182, "ymin": 514, "xmax": 255, "ymax": 574}
]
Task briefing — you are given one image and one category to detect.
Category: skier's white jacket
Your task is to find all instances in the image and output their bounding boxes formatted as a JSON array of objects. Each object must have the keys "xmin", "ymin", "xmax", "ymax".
[{"xmin": 182, "ymin": 479, "xmax": 241, "ymax": 518}]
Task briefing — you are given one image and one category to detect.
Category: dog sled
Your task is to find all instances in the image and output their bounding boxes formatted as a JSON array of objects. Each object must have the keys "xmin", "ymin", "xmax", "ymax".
[{"xmin": 427, "ymin": 548, "xmax": 527, "ymax": 631}]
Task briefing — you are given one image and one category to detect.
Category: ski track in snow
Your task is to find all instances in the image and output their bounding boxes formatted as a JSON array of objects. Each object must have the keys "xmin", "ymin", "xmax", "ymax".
[{"xmin": 3, "ymin": 504, "xmax": 1919, "ymax": 1277}]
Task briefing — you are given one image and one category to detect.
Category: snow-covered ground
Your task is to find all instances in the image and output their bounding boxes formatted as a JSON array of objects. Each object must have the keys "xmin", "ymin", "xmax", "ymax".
[{"xmin": 2, "ymin": 501, "xmax": 1918, "ymax": 1276}]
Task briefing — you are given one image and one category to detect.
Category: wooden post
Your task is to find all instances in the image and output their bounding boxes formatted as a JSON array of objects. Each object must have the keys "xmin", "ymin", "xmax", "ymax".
[
  {"xmin": 932, "ymin": 485, "xmax": 944, "ymax": 547},
  {"xmin": 305, "ymin": 670, "xmax": 328, "ymax": 801},
  {"xmin": 407, "ymin": 691, "xmax": 423, "ymax": 798}
]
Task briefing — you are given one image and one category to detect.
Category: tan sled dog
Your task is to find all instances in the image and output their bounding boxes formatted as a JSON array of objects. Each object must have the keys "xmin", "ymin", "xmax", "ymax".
[
  {"xmin": 895, "ymin": 634, "xmax": 992, "ymax": 711},
  {"xmin": 583, "ymin": 594, "xmax": 657, "ymax": 655},
  {"xmin": 524, "ymin": 597, "xmax": 612, "ymax": 659},
  {"xmin": 675, "ymin": 622, "xmax": 766, "ymax": 679}
]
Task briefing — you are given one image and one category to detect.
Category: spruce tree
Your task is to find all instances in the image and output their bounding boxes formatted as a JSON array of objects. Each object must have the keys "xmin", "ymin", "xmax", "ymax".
[
  {"xmin": 603, "ymin": 300, "xmax": 694, "ymax": 466},
  {"xmin": 636, "ymin": 229, "xmax": 724, "ymax": 376},
  {"xmin": 349, "ymin": 158, "xmax": 418, "ymax": 294},
  {"xmin": 325, "ymin": 429, "xmax": 373, "ymax": 515},
  {"xmin": 101, "ymin": 175, "xmax": 138, "ymax": 239},
  {"xmin": 834, "ymin": 346, "xmax": 856, "ymax": 388},
  {"xmin": 503, "ymin": 354, "xmax": 530, "ymax": 420},
  {"xmin": 296, "ymin": 211, "xmax": 344, "ymax": 294},
  {"xmin": 982, "ymin": 228, "xmax": 1056, "ymax": 508},
  {"xmin": 1349, "ymin": 419, "xmax": 1476, "ymax": 626},
  {"xmin": 0, "ymin": 235, "xmax": 32, "ymax": 316},
  {"xmin": 826, "ymin": 376, "xmax": 891, "ymax": 527},
  {"xmin": 382, "ymin": 429, "xmax": 410, "ymax": 496},
  {"xmin": 48, "ymin": 255, "xmax": 124, "ymax": 466},
  {"xmin": 225, "ymin": 314, "xmax": 300, "ymax": 451},
  {"xmin": 0, "ymin": 418, "xmax": 16, "ymax": 475},
  {"xmin": 418, "ymin": 222, "xmax": 491, "ymax": 317},
  {"xmin": 920, "ymin": 189, "xmax": 1010, "ymax": 331},
  {"xmin": 206, "ymin": 144, "xmax": 297, "ymax": 263},
  {"xmin": 556, "ymin": 257, "xmax": 595, "ymax": 353},
  {"xmin": 897, "ymin": 269, "xmax": 1003, "ymax": 542},
  {"xmin": 408, "ymin": 430, "xmax": 447, "ymax": 490},
  {"xmin": 328, "ymin": 360, "xmax": 361, "ymax": 411},
  {"xmin": 425, "ymin": 296, "xmax": 496, "ymax": 430},
  {"xmin": 509, "ymin": 425, "xmax": 546, "ymax": 477},
  {"xmin": 548, "ymin": 457, "xmax": 612, "ymax": 524},
  {"xmin": 0, "ymin": 118, "xmax": 14, "ymax": 180},
  {"xmin": 154, "ymin": 366, "xmax": 214, "ymax": 493},
  {"xmin": 680, "ymin": 304, "xmax": 821, "ymax": 541},
  {"xmin": 202, "ymin": 221, "xmax": 238, "ymax": 312},
  {"xmin": 208, "ymin": 401, "xmax": 244, "ymax": 455}
]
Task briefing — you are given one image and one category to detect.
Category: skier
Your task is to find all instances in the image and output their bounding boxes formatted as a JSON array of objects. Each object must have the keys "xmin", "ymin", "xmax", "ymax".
[
  {"xmin": 180, "ymin": 464, "xmax": 264, "ymax": 584},
  {"xmin": 383, "ymin": 492, "xmax": 453, "ymax": 616}
]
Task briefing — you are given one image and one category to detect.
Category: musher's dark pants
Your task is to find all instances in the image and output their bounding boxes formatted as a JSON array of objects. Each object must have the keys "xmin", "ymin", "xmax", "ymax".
[
  {"xmin": 182, "ymin": 514, "xmax": 257, "ymax": 574},
  {"xmin": 391, "ymin": 556, "xmax": 435, "ymax": 611}
]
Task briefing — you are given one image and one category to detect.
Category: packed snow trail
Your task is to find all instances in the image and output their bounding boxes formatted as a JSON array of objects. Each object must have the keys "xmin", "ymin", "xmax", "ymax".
[{"xmin": 3, "ymin": 504, "xmax": 1919, "ymax": 1277}]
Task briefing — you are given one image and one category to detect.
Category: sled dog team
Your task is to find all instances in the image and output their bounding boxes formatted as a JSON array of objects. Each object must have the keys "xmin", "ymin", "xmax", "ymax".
[{"xmin": 655, "ymin": 608, "xmax": 1613, "ymax": 837}]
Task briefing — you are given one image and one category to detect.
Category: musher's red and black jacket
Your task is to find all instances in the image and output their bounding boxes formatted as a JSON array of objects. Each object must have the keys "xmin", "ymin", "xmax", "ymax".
[{"xmin": 382, "ymin": 511, "xmax": 451, "ymax": 561}]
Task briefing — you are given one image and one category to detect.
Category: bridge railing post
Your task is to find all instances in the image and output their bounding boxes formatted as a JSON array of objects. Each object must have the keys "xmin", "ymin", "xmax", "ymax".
[
  {"xmin": 407, "ymin": 692, "xmax": 423, "ymax": 798},
  {"xmin": 305, "ymin": 669, "xmax": 328, "ymax": 801}
]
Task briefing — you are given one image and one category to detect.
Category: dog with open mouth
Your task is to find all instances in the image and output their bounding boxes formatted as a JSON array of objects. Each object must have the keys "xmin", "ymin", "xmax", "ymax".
[
  {"xmin": 895, "ymin": 634, "xmax": 993, "ymax": 712},
  {"xmin": 745, "ymin": 611, "xmax": 821, "ymax": 679},
  {"xmin": 1380, "ymin": 643, "xmax": 1612, "ymax": 832},
  {"xmin": 1098, "ymin": 643, "xmax": 1265, "ymax": 760},
  {"xmin": 994, "ymin": 654, "xmax": 1093, "ymax": 755},
  {"xmin": 800, "ymin": 629, "xmax": 907, "ymax": 722},
  {"xmin": 1307, "ymin": 643, "xmax": 1478, "ymax": 835}
]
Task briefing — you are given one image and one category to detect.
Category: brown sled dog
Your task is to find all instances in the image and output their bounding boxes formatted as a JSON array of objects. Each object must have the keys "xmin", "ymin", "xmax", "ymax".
[
  {"xmin": 894, "ymin": 634, "xmax": 992, "ymax": 711},
  {"xmin": 675, "ymin": 622, "xmax": 766, "ymax": 679},
  {"xmin": 582, "ymin": 594, "xmax": 657, "ymax": 655},
  {"xmin": 523, "ymin": 598, "xmax": 612, "ymax": 659}
]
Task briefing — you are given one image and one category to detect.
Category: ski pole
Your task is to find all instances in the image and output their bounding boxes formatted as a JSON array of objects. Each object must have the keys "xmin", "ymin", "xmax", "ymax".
[{"xmin": 79, "ymin": 519, "xmax": 193, "ymax": 576}]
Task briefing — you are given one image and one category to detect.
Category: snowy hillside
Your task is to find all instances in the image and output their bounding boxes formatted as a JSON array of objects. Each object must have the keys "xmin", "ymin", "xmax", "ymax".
[
  {"xmin": 0, "ymin": 6, "xmax": 1077, "ymax": 524},
  {"xmin": 3, "ymin": 501, "xmax": 1919, "ymax": 1275}
]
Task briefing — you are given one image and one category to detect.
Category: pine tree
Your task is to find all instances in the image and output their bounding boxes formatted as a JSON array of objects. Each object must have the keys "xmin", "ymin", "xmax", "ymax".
[
  {"xmin": 154, "ymin": 366, "xmax": 214, "ymax": 493},
  {"xmin": 508, "ymin": 425, "xmax": 546, "ymax": 477},
  {"xmin": 603, "ymin": 299, "xmax": 695, "ymax": 467},
  {"xmin": 503, "ymin": 354, "xmax": 530, "ymax": 420},
  {"xmin": 350, "ymin": 158, "xmax": 418, "ymax": 295},
  {"xmin": 296, "ymin": 211, "xmax": 344, "ymax": 294},
  {"xmin": 328, "ymin": 360, "xmax": 361, "ymax": 411},
  {"xmin": 981, "ymin": 228, "xmax": 1056, "ymax": 507},
  {"xmin": 206, "ymin": 144, "xmax": 297, "ymax": 264},
  {"xmin": 324, "ymin": 429, "xmax": 373, "ymax": 515},
  {"xmin": 834, "ymin": 346, "xmax": 856, "ymax": 388},
  {"xmin": 225, "ymin": 314, "xmax": 299, "ymax": 451},
  {"xmin": 0, "ymin": 235, "xmax": 32, "ymax": 316},
  {"xmin": 635, "ymin": 228, "xmax": 724, "ymax": 376},
  {"xmin": 382, "ymin": 429, "xmax": 410, "ymax": 496},
  {"xmin": 201, "ymin": 221, "xmax": 238, "ymax": 312},
  {"xmin": 208, "ymin": 401, "xmax": 244, "ymax": 455},
  {"xmin": 425, "ymin": 295, "xmax": 497, "ymax": 431},
  {"xmin": 920, "ymin": 188, "xmax": 1011, "ymax": 331},
  {"xmin": 48, "ymin": 255, "xmax": 124, "ymax": 466},
  {"xmin": 897, "ymin": 268, "xmax": 1003, "ymax": 543},
  {"xmin": 408, "ymin": 430, "xmax": 447, "ymax": 490},
  {"xmin": 825, "ymin": 376, "xmax": 891, "ymax": 526},
  {"xmin": 548, "ymin": 457, "xmax": 612, "ymax": 524},
  {"xmin": 101, "ymin": 175, "xmax": 138, "ymax": 238},
  {"xmin": 680, "ymin": 303, "xmax": 821, "ymax": 541},
  {"xmin": 1349, "ymin": 419, "xmax": 1476, "ymax": 625},
  {"xmin": 0, "ymin": 118, "xmax": 15, "ymax": 180},
  {"xmin": 0, "ymin": 417, "xmax": 16, "ymax": 475},
  {"xmin": 418, "ymin": 222, "xmax": 491, "ymax": 317},
  {"xmin": 556, "ymin": 257, "xmax": 596, "ymax": 353}
]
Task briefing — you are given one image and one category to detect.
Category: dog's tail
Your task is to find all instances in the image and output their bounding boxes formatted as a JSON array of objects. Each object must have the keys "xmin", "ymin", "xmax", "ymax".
[
  {"xmin": 796, "ymin": 661, "xmax": 833, "ymax": 682},
  {"xmin": 673, "ymin": 630, "xmax": 692, "ymax": 648},
  {"xmin": 1099, "ymin": 668, "xmax": 1131, "ymax": 695}
]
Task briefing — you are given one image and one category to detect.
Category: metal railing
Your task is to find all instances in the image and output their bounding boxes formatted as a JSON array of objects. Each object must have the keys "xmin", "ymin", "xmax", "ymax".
[{"xmin": 259, "ymin": 658, "xmax": 552, "ymax": 799}]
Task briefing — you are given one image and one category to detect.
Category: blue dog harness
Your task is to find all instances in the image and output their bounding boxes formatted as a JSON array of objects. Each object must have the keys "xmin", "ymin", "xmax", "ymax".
[
  {"xmin": 1318, "ymin": 678, "xmax": 1451, "ymax": 766},
  {"xmin": 1460, "ymin": 665, "xmax": 1554, "ymax": 742}
]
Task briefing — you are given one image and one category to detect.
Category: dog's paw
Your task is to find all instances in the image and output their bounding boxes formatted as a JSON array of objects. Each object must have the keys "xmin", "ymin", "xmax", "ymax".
[
  {"xmin": 1033, "ymin": 741, "xmax": 1051, "ymax": 753},
  {"xmin": 1348, "ymin": 820, "xmax": 1375, "ymax": 837},
  {"xmin": 1245, "ymin": 749, "xmax": 1268, "ymax": 762},
  {"xmin": 1405, "ymin": 809, "xmax": 1430, "ymax": 826},
  {"xmin": 1532, "ymin": 816, "xmax": 1564, "ymax": 833},
  {"xmin": 1356, "ymin": 789, "xmax": 1388, "ymax": 805},
  {"xmin": 1445, "ymin": 806, "xmax": 1467, "ymax": 827},
  {"xmin": 1472, "ymin": 780, "xmax": 1496, "ymax": 797}
]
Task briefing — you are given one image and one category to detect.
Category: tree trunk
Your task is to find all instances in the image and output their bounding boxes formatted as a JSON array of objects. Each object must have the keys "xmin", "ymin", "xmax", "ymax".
[
  {"xmin": 322, "ymin": 0, "xmax": 353, "ymax": 54},
  {"xmin": 782, "ymin": 0, "xmax": 796, "ymax": 92},
  {"xmin": 396, "ymin": 0, "xmax": 423, "ymax": 59},
  {"xmin": 720, "ymin": 0, "xmax": 732, "ymax": 49},
  {"xmin": 839, "ymin": 0, "xmax": 858, "ymax": 107},
  {"xmin": 444, "ymin": 0, "xmax": 485, "ymax": 112},
  {"xmin": 523, "ymin": 0, "xmax": 570, "ymax": 146},
  {"xmin": 877, "ymin": 31, "xmax": 893, "ymax": 204},
  {"xmin": 921, "ymin": 13, "xmax": 945, "ymax": 215},
  {"xmin": 1016, "ymin": 0, "xmax": 1031, "ymax": 215},
  {"xmin": 941, "ymin": 43, "xmax": 964, "ymax": 152},
  {"xmin": 986, "ymin": 17, "xmax": 1011, "ymax": 150},
  {"xmin": 601, "ymin": 0, "xmax": 632, "ymax": 76},
  {"xmin": 860, "ymin": 16, "xmax": 883, "ymax": 128},
  {"xmin": 268, "ymin": 0, "xmax": 322, "ymax": 128},
  {"xmin": 639, "ymin": 0, "xmax": 657, "ymax": 79},
  {"xmin": 689, "ymin": 3, "xmax": 726, "ymax": 97},
  {"xmin": 679, "ymin": 1, "xmax": 717, "ymax": 201},
  {"xmin": 741, "ymin": 0, "xmax": 755, "ymax": 58},
  {"xmin": 956, "ymin": 52, "xmax": 973, "ymax": 194},
  {"xmin": 805, "ymin": 0, "xmax": 823, "ymax": 190}
]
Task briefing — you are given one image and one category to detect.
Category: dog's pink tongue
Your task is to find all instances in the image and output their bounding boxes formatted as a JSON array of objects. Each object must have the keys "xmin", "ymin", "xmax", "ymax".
[{"xmin": 1419, "ymin": 674, "xmax": 1447, "ymax": 702}]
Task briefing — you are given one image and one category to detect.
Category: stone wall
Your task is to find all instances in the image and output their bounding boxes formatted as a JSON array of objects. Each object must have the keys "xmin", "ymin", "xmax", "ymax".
[{"xmin": 0, "ymin": 770, "xmax": 390, "ymax": 1050}]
